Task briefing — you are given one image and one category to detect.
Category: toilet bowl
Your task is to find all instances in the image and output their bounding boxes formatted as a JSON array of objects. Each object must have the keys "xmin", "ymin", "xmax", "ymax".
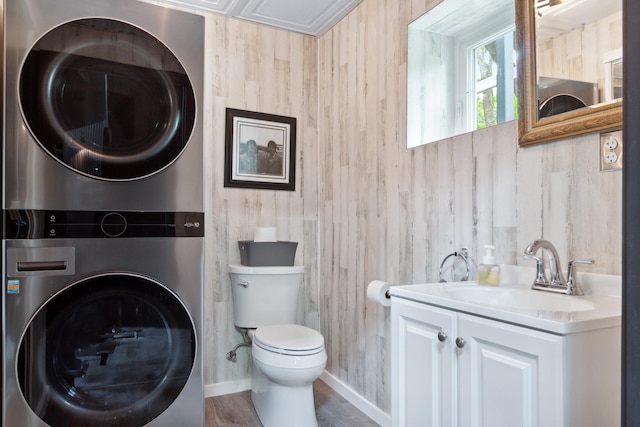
[
  {"xmin": 250, "ymin": 324, "xmax": 327, "ymax": 427},
  {"xmin": 228, "ymin": 265, "xmax": 327, "ymax": 427}
]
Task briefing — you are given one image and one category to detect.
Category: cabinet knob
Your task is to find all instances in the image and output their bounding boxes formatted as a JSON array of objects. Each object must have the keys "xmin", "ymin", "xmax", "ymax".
[
  {"xmin": 437, "ymin": 331, "xmax": 447, "ymax": 342},
  {"xmin": 455, "ymin": 337, "xmax": 466, "ymax": 348}
]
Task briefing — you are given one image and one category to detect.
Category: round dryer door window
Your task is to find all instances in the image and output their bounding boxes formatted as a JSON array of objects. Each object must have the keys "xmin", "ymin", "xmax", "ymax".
[
  {"xmin": 19, "ymin": 18, "xmax": 196, "ymax": 181},
  {"xmin": 17, "ymin": 274, "xmax": 196, "ymax": 427}
]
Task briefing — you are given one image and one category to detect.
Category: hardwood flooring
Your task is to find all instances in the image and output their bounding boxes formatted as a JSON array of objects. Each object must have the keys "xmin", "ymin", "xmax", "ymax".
[{"xmin": 205, "ymin": 380, "xmax": 381, "ymax": 427}]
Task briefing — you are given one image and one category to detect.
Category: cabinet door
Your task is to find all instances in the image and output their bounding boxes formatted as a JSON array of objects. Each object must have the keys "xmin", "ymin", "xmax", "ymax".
[
  {"xmin": 391, "ymin": 298, "xmax": 457, "ymax": 427},
  {"xmin": 457, "ymin": 313, "xmax": 564, "ymax": 427}
]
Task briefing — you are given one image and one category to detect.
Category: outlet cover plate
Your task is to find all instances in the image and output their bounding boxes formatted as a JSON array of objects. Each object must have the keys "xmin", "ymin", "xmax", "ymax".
[{"xmin": 600, "ymin": 130, "xmax": 623, "ymax": 172}]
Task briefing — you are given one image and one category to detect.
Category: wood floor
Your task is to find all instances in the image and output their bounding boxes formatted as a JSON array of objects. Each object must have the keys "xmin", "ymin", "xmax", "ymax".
[{"xmin": 205, "ymin": 380, "xmax": 381, "ymax": 427}]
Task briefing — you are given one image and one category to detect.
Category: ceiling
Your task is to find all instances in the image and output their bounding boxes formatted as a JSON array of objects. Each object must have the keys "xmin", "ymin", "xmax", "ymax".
[
  {"xmin": 153, "ymin": 0, "xmax": 364, "ymax": 36},
  {"xmin": 535, "ymin": 0, "xmax": 621, "ymax": 41},
  {"xmin": 152, "ymin": 0, "xmax": 621, "ymax": 40}
]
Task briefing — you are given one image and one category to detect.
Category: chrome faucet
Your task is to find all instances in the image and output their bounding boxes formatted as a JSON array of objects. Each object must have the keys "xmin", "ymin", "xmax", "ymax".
[
  {"xmin": 523, "ymin": 239, "xmax": 565, "ymax": 286},
  {"xmin": 522, "ymin": 239, "xmax": 594, "ymax": 295}
]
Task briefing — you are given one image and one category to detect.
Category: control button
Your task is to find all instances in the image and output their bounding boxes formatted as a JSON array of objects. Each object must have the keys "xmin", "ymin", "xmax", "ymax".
[
  {"xmin": 101, "ymin": 212, "xmax": 127, "ymax": 237},
  {"xmin": 175, "ymin": 212, "xmax": 204, "ymax": 237}
]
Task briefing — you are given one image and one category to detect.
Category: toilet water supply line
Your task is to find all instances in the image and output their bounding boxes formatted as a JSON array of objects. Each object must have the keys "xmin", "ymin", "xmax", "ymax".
[{"xmin": 226, "ymin": 328, "xmax": 252, "ymax": 362}]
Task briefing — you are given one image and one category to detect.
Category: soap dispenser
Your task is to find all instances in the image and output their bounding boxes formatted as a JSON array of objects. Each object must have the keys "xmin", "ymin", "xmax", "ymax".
[{"xmin": 477, "ymin": 245, "xmax": 500, "ymax": 286}]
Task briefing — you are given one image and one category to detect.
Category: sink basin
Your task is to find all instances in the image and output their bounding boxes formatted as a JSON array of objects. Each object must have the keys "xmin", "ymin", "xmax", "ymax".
[
  {"xmin": 389, "ymin": 266, "xmax": 621, "ymax": 334},
  {"xmin": 445, "ymin": 285, "xmax": 595, "ymax": 312}
]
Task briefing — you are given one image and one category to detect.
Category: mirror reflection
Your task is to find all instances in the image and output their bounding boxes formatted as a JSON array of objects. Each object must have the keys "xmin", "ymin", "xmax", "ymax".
[
  {"xmin": 535, "ymin": 0, "xmax": 622, "ymax": 120},
  {"xmin": 407, "ymin": 0, "xmax": 515, "ymax": 148}
]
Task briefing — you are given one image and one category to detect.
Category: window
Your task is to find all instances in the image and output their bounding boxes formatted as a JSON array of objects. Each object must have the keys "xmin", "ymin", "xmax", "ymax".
[
  {"xmin": 471, "ymin": 29, "xmax": 517, "ymax": 130},
  {"xmin": 406, "ymin": 0, "xmax": 515, "ymax": 148}
]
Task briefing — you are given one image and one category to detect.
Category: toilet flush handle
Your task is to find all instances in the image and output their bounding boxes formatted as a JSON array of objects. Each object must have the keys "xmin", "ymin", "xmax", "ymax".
[{"xmin": 235, "ymin": 280, "xmax": 249, "ymax": 288}]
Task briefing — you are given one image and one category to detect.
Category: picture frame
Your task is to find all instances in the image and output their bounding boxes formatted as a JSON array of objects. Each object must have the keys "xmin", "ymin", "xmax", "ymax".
[{"xmin": 224, "ymin": 108, "xmax": 297, "ymax": 191}]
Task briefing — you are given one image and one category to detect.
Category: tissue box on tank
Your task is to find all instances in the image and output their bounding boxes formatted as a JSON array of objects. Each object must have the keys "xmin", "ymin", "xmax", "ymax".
[{"xmin": 238, "ymin": 241, "xmax": 298, "ymax": 266}]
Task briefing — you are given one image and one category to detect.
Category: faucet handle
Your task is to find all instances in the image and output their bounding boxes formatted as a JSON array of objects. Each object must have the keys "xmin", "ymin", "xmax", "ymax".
[
  {"xmin": 566, "ymin": 259, "xmax": 594, "ymax": 296},
  {"xmin": 522, "ymin": 254, "xmax": 547, "ymax": 285},
  {"xmin": 568, "ymin": 259, "xmax": 594, "ymax": 265}
]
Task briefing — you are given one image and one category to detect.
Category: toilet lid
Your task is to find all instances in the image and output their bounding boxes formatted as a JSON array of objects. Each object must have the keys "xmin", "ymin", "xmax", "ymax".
[{"xmin": 254, "ymin": 324, "xmax": 324, "ymax": 355}]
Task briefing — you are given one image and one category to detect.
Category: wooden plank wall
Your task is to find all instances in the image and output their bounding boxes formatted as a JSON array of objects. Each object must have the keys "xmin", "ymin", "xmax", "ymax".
[
  {"xmin": 198, "ymin": 0, "xmax": 622, "ymax": 416},
  {"xmin": 317, "ymin": 0, "xmax": 621, "ymax": 412},
  {"xmin": 537, "ymin": 11, "xmax": 623, "ymax": 99},
  {"xmin": 203, "ymin": 13, "xmax": 320, "ymax": 385}
]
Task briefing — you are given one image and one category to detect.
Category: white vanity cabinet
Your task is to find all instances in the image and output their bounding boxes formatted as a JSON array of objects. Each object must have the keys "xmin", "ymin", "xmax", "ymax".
[
  {"xmin": 391, "ymin": 298, "xmax": 457, "ymax": 427},
  {"xmin": 391, "ymin": 297, "xmax": 620, "ymax": 427}
]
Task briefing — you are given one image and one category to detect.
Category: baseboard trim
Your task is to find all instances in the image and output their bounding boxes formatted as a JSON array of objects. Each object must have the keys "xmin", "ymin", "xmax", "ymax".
[
  {"xmin": 204, "ymin": 371, "xmax": 390, "ymax": 427},
  {"xmin": 204, "ymin": 378, "xmax": 252, "ymax": 397},
  {"xmin": 319, "ymin": 371, "xmax": 391, "ymax": 427}
]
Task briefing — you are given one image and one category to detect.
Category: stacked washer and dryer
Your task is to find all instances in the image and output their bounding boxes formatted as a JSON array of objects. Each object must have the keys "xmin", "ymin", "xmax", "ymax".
[{"xmin": 2, "ymin": 0, "xmax": 205, "ymax": 426}]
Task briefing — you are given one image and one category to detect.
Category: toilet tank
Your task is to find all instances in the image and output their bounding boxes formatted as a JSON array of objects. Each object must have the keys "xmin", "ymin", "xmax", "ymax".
[{"xmin": 228, "ymin": 265, "xmax": 305, "ymax": 328}]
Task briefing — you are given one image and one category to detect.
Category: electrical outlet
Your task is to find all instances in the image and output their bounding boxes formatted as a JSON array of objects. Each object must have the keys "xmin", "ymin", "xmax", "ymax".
[
  {"xmin": 600, "ymin": 130, "xmax": 623, "ymax": 172},
  {"xmin": 604, "ymin": 137, "xmax": 618, "ymax": 150},
  {"xmin": 605, "ymin": 152, "xmax": 618, "ymax": 164}
]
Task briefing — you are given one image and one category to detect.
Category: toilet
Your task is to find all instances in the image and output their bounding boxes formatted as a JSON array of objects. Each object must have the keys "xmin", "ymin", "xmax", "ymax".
[{"xmin": 229, "ymin": 265, "xmax": 327, "ymax": 427}]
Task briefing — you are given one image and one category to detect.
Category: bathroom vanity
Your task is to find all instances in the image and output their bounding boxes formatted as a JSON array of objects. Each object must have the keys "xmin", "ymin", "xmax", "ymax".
[{"xmin": 390, "ymin": 268, "xmax": 621, "ymax": 427}]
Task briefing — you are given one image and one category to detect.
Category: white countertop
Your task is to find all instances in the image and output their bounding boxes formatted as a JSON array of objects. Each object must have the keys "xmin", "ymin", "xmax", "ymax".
[{"xmin": 389, "ymin": 265, "xmax": 621, "ymax": 335}]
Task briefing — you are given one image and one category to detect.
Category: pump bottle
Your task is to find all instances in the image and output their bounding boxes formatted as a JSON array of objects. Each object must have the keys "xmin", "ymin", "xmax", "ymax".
[{"xmin": 477, "ymin": 245, "xmax": 500, "ymax": 286}]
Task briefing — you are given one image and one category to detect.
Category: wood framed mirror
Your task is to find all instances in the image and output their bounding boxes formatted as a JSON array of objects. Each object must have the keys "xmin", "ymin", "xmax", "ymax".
[{"xmin": 516, "ymin": 0, "xmax": 622, "ymax": 146}]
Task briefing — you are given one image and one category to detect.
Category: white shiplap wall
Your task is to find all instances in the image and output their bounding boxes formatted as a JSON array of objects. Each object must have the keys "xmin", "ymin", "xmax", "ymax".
[
  {"xmin": 203, "ymin": 12, "xmax": 319, "ymax": 387},
  {"xmin": 199, "ymin": 0, "xmax": 622, "ymax": 418},
  {"xmin": 317, "ymin": 0, "xmax": 621, "ymax": 413}
]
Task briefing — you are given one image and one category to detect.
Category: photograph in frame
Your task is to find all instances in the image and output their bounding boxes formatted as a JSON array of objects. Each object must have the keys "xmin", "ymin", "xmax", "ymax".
[{"xmin": 224, "ymin": 108, "xmax": 296, "ymax": 191}]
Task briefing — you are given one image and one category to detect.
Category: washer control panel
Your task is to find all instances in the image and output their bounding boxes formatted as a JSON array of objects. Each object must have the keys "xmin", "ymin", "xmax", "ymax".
[{"xmin": 3, "ymin": 210, "xmax": 204, "ymax": 239}]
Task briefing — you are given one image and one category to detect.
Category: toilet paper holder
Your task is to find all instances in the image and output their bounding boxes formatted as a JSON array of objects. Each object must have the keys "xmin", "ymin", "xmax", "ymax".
[{"xmin": 367, "ymin": 280, "xmax": 392, "ymax": 307}]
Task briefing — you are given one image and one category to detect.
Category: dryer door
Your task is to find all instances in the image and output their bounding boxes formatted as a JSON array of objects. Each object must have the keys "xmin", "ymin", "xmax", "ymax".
[
  {"xmin": 17, "ymin": 273, "xmax": 196, "ymax": 427},
  {"xmin": 19, "ymin": 18, "xmax": 196, "ymax": 181}
]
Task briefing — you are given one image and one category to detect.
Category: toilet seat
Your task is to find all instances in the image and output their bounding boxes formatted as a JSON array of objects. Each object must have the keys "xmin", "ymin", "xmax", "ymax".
[{"xmin": 254, "ymin": 324, "xmax": 324, "ymax": 356}]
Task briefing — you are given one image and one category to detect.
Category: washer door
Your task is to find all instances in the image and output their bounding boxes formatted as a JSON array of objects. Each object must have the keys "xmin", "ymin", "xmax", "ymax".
[
  {"xmin": 538, "ymin": 94, "xmax": 588, "ymax": 118},
  {"xmin": 17, "ymin": 274, "xmax": 196, "ymax": 427},
  {"xmin": 19, "ymin": 18, "xmax": 196, "ymax": 181}
]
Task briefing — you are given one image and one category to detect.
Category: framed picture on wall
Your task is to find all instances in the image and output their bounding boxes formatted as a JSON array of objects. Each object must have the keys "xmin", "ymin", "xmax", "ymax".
[{"xmin": 224, "ymin": 108, "xmax": 297, "ymax": 191}]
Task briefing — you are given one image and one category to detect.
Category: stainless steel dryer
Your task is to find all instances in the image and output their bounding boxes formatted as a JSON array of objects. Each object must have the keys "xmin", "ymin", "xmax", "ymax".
[
  {"xmin": 4, "ymin": 0, "xmax": 204, "ymax": 211},
  {"xmin": 2, "ymin": 210, "xmax": 204, "ymax": 427}
]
